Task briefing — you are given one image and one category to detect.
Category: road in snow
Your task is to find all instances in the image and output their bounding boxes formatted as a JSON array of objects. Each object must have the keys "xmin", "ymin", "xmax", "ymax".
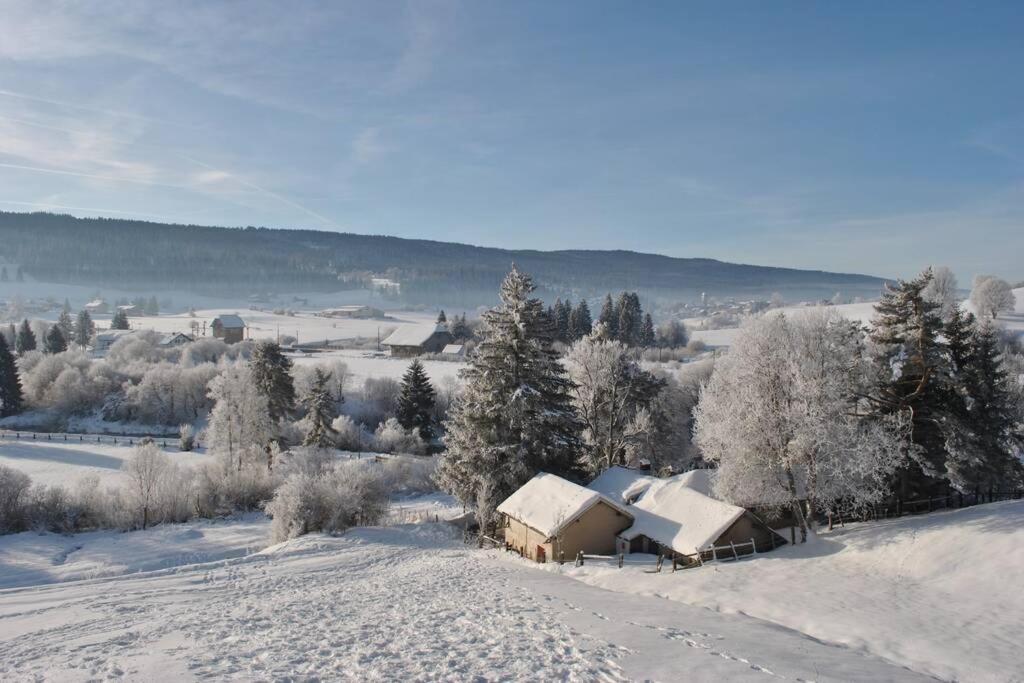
[{"xmin": 0, "ymin": 523, "xmax": 927, "ymax": 682}]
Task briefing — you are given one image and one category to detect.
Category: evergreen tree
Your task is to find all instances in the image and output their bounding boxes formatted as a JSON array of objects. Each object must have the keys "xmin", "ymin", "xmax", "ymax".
[
  {"xmin": 62, "ymin": 298, "xmax": 71, "ymax": 314},
  {"xmin": 450, "ymin": 313, "xmax": 470, "ymax": 341},
  {"xmin": 250, "ymin": 340, "xmax": 296, "ymax": 424},
  {"xmin": 0, "ymin": 266, "xmax": 7, "ymax": 282},
  {"xmin": 43, "ymin": 325, "xmax": 67, "ymax": 354},
  {"xmin": 640, "ymin": 313, "xmax": 656, "ymax": 348},
  {"xmin": 438, "ymin": 266, "xmax": 584, "ymax": 524},
  {"xmin": 616, "ymin": 292, "xmax": 642, "ymax": 346},
  {"xmin": 56, "ymin": 309, "xmax": 74, "ymax": 341},
  {"xmin": 302, "ymin": 368, "xmax": 338, "ymax": 448},
  {"xmin": 0, "ymin": 333, "xmax": 23, "ymax": 417},
  {"xmin": 145, "ymin": 296, "xmax": 160, "ymax": 316},
  {"xmin": 110, "ymin": 309, "xmax": 130, "ymax": 330},
  {"xmin": 554, "ymin": 299, "xmax": 572, "ymax": 343},
  {"xmin": 15, "ymin": 319, "xmax": 36, "ymax": 354},
  {"xmin": 946, "ymin": 319, "xmax": 1024, "ymax": 490},
  {"xmin": 437, "ymin": 310, "xmax": 447, "ymax": 324},
  {"xmin": 569, "ymin": 300, "xmax": 592, "ymax": 341},
  {"xmin": 397, "ymin": 359, "xmax": 437, "ymax": 441},
  {"xmin": 74, "ymin": 310, "xmax": 95, "ymax": 347},
  {"xmin": 598, "ymin": 294, "xmax": 618, "ymax": 340},
  {"xmin": 867, "ymin": 268, "xmax": 953, "ymax": 498}
]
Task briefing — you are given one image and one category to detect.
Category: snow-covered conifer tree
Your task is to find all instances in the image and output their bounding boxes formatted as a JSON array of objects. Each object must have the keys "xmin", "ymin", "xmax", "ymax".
[
  {"xmin": 569, "ymin": 300, "xmax": 592, "ymax": 341},
  {"xmin": 302, "ymin": 368, "xmax": 338, "ymax": 448},
  {"xmin": 397, "ymin": 359, "xmax": 436, "ymax": 441},
  {"xmin": 598, "ymin": 294, "xmax": 618, "ymax": 340},
  {"xmin": 0, "ymin": 334, "xmax": 23, "ymax": 417},
  {"xmin": 250, "ymin": 340, "xmax": 296, "ymax": 425},
  {"xmin": 43, "ymin": 326, "xmax": 67, "ymax": 354},
  {"xmin": 438, "ymin": 266, "xmax": 583, "ymax": 525},
  {"xmin": 15, "ymin": 319, "xmax": 36, "ymax": 354},
  {"xmin": 110, "ymin": 309, "xmax": 130, "ymax": 330},
  {"xmin": 74, "ymin": 310, "xmax": 94, "ymax": 348}
]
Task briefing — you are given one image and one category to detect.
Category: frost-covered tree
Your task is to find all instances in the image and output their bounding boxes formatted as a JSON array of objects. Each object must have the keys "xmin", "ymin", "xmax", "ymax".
[
  {"xmin": 110, "ymin": 309, "xmax": 130, "ymax": 330},
  {"xmin": 302, "ymin": 368, "xmax": 338, "ymax": 448},
  {"xmin": 250, "ymin": 340, "xmax": 296, "ymax": 425},
  {"xmin": 695, "ymin": 312, "xmax": 905, "ymax": 542},
  {"xmin": 397, "ymin": 359, "xmax": 436, "ymax": 441},
  {"xmin": 438, "ymin": 266, "xmax": 583, "ymax": 524},
  {"xmin": 970, "ymin": 275, "xmax": 1015, "ymax": 320},
  {"xmin": 122, "ymin": 442, "xmax": 170, "ymax": 530},
  {"xmin": 74, "ymin": 310, "xmax": 95, "ymax": 348},
  {"xmin": 43, "ymin": 325, "xmax": 67, "ymax": 354},
  {"xmin": 616, "ymin": 292, "xmax": 642, "ymax": 346},
  {"xmin": 656, "ymin": 319, "xmax": 689, "ymax": 348},
  {"xmin": 15, "ymin": 319, "xmax": 36, "ymax": 354},
  {"xmin": 206, "ymin": 366, "xmax": 274, "ymax": 472},
  {"xmin": 0, "ymin": 334, "xmax": 23, "ymax": 417},
  {"xmin": 922, "ymin": 265, "xmax": 959, "ymax": 321},
  {"xmin": 565, "ymin": 333, "xmax": 665, "ymax": 475},
  {"xmin": 437, "ymin": 310, "xmax": 447, "ymax": 324},
  {"xmin": 449, "ymin": 313, "xmax": 471, "ymax": 341},
  {"xmin": 145, "ymin": 296, "xmax": 159, "ymax": 316},
  {"xmin": 568, "ymin": 300, "xmax": 592, "ymax": 341}
]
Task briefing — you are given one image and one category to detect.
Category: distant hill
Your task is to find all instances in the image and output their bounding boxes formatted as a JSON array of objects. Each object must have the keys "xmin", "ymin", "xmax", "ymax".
[{"xmin": 0, "ymin": 212, "xmax": 888, "ymax": 307}]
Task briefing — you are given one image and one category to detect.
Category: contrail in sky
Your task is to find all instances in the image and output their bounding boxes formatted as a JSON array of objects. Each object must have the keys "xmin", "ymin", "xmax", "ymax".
[{"xmin": 0, "ymin": 161, "xmax": 193, "ymax": 189}]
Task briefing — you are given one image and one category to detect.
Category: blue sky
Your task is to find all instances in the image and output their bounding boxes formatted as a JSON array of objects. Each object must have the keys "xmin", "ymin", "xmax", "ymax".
[{"xmin": 0, "ymin": 2, "xmax": 1021, "ymax": 282}]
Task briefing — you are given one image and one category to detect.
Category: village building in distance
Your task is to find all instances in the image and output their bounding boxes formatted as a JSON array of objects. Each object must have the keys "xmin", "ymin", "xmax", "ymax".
[
  {"xmin": 381, "ymin": 323, "xmax": 453, "ymax": 357},
  {"xmin": 319, "ymin": 304, "xmax": 385, "ymax": 319},
  {"xmin": 211, "ymin": 314, "xmax": 246, "ymax": 344}
]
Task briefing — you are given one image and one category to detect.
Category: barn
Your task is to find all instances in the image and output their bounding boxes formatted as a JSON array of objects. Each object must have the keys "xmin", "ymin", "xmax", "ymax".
[
  {"xmin": 381, "ymin": 323, "xmax": 453, "ymax": 357},
  {"xmin": 211, "ymin": 314, "xmax": 245, "ymax": 344},
  {"xmin": 497, "ymin": 473, "xmax": 634, "ymax": 563},
  {"xmin": 589, "ymin": 469, "xmax": 786, "ymax": 565}
]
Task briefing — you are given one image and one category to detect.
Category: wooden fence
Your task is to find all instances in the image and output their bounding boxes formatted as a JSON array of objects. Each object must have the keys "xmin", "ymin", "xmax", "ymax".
[{"xmin": 0, "ymin": 429, "xmax": 186, "ymax": 450}]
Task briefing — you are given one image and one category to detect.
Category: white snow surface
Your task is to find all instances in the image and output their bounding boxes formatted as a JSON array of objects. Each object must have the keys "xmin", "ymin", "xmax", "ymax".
[
  {"xmin": 0, "ymin": 439, "xmax": 213, "ymax": 486},
  {"xmin": 0, "ymin": 521, "xmax": 932, "ymax": 681},
  {"xmin": 554, "ymin": 499, "xmax": 1024, "ymax": 683},
  {"xmin": 497, "ymin": 472, "xmax": 623, "ymax": 538},
  {"xmin": 619, "ymin": 478, "xmax": 747, "ymax": 554},
  {"xmin": 381, "ymin": 322, "xmax": 446, "ymax": 347}
]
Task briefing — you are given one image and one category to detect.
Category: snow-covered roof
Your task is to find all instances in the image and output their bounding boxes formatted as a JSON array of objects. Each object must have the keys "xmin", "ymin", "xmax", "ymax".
[
  {"xmin": 441, "ymin": 344, "xmax": 464, "ymax": 354},
  {"xmin": 85, "ymin": 299, "xmax": 106, "ymax": 307},
  {"xmin": 382, "ymin": 323, "xmax": 447, "ymax": 347},
  {"xmin": 618, "ymin": 476, "xmax": 747, "ymax": 554},
  {"xmin": 213, "ymin": 314, "xmax": 245, "ymax": 329},
  {"xmin": 497, "ymin": 473, "xmax": 630, "ymax": 539},
  {"xmin": 158, "ymin": 333, "xmax": 193, "ymax": 346},
  {"xmin": 587, "ymin": 467, "xmax": 657, "ymax": 505}
]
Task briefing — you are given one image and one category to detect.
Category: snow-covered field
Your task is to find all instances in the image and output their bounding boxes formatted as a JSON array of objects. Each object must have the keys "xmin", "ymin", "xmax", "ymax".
[
  {"xmin": 0, "ymin": 521, "xmax": 932, "ymax": 681},
  {"xmin": 288, "ymin": 348, "xmax": 465, "ymax": 388},
  {"xmin": 690, "ymin": 289, "xmax": 1023, "ymax": 348},
  {"xmin": 550, "ymin": 500, "xmax": 1024, "ymax": 683},
  {"xmin": 0, "ymin": 439, "xmax": 213, "ymax": 486}
]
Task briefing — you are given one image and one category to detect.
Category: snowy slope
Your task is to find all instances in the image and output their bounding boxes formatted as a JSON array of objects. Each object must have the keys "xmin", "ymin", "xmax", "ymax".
[
  {"xmin": 0, "ymin": 440, "xmax": 213, "ymax": 486},
  {"xmin": 553, "ymin": 500, "xmax": 1024, "ymax": 682},
  {"xmin": 0, "ymin": 523, "xmax": 928, "ymax": 681}
]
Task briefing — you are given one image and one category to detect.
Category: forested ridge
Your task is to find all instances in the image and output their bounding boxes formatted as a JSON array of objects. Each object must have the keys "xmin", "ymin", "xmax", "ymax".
[{"xmin": 0, "ymin": 212, "xmax": 887, "ymax": 305}]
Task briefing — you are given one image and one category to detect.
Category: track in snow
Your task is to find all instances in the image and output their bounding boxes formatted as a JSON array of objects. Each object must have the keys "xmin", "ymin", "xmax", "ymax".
[{"xmin": 0, "ymin": 524, "xmax": 929, "ymax": 681}]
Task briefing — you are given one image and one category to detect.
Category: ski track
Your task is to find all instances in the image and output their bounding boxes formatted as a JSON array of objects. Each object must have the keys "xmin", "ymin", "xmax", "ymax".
[{"xmin": 0, "ymin": 525, "xmax": 930, "ymax": 682}]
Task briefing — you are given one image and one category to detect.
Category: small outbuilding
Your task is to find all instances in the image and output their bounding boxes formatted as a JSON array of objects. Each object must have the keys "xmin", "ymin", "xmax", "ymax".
[
  {"xmin": 212, "ymin": 314, "xmax": 245, "ymax": 344},
  {"xmin": 320, "ymin": 305, "xmax": 385, "ymax": 319},
  {"xmin": 92, "ymin": 329, "xmax": 136, "ymax": 354},
  {"xmin": 158, "ymin": 332, "xmax": 194, "ymax": 348},
  {"xmin": 85, "ymin": 299, "xmax": 109, "ymax": 314},
  {"xmin": 381, "ymin": 323, "xmax": 453, "ymax": 358},
  {"xmin": 441, "ymin": 343, "xmax": 466, "ymax": 359},
  {"xmin": 497, "ymin": 473, "xmax": 634, "ymax": 563}
]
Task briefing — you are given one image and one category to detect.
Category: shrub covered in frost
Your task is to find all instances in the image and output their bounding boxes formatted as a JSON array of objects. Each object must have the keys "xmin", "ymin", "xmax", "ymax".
[{"xmin": 373, "ymin": 417, "xmax": 427, "ymax": 455}]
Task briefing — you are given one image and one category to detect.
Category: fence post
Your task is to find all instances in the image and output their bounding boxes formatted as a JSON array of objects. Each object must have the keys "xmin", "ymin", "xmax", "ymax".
[
  {"xmin": 750, "ymin": 537, "xmax": 756, "ymax": 555},
  {"xmin": 711, "ymin": 546, "xmax": 717, "ymax": 562},
  {"xmin": 730, "ymin": 541, "xmax": 738, "ymax": 561},
  {"xmin": 618, "ymin": 553, "xmax": 623, "ymax": 569}
]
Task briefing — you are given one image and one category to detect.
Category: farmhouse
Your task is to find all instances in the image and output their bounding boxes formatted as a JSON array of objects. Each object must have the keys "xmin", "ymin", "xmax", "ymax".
[
  {"xmin": 158, "ymin": 332, "xmax": 193, "ymax": 348},
  {"xmin": 211, "ymin": 314, "xmax": 245, "ymax": 344},
  {"xmin": 92, "ymin": 329, "xmax": 136, "ymax": 354},
  {"xmin": 441, "ymin": 343, "xmax": 466, "ymax": 359},
  {"xmin": 381, "ymin": 323, "xmax": 453, "ymax": 357},
  {"xmin": 85, "ymin": 299, "xmax": 109, "ymax": 314},
  {"xmin": 497, "ymin": 473, "xmax": 634, "ymax": 563}
]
